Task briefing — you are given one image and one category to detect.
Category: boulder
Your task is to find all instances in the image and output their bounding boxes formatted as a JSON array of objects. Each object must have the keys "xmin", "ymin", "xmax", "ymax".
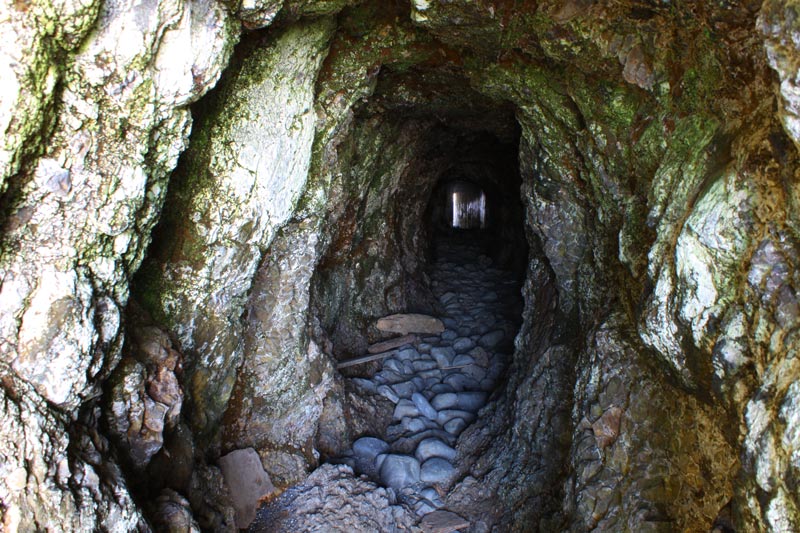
[{"xmin": 218, "ymin": 448, "xmax": 276, "ymax": 529}]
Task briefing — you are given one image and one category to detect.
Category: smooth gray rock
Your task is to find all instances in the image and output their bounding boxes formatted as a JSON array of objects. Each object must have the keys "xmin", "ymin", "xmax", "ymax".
[
  {"xmin": 384, "ymin": 359, "xmax": 404, "ymax": 374},
  {"xmin": 374, "ymin": 453, "xmax": 388, "ymax": 471},
  {"xmin": 415, "ymin": 500, "xmax": 437, "ymax": 516},
  {"xmin": 442, "ymin": 318, "xmax": 459, "ymax": 329},
  {"xmin": 419, "ymin": 370, "xmax": 443, "ymax": 380},
  {"xmin": 412, "ymin": 392, "xmax": 438, "ymax": 420},
  {"xmin": 463, "ymin": 364, "xmax": 487, "ymax": 382},
  {"xmin": 379, "ymin": 454, "xmax": 421, "ymax": 489},
  {"xmin": 420, "ymin": 487, "xmax": 444, "ymax": 507},
  {"xmin": 415, "ymin": 438, "xmax": 457, "ymax": 462},
  {"xmin": 431, "ymin": 393, "xmax": 458, "ymax": 410},
  {"xmin": 420, "ymin": 458, "xmax": 456, "ymax": 484},
  {"xmin": 480, "ymin": 378, "xmax": 496, "ymax": 391}
]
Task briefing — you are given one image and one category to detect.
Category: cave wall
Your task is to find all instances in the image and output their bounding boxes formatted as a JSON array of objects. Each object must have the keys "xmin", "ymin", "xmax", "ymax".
[
  {"xmin": 0, "ymin": 0, "xmax": 237, "ymax": 529},
  {"xmin": 1, "ymin": 0, "xmax": 800, "ymax": 531}
]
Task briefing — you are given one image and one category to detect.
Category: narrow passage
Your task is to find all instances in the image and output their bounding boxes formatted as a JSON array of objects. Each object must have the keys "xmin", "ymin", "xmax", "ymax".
[{"xmin": 342, "ymin": 231, "xmax": 524, "ymax": 516}]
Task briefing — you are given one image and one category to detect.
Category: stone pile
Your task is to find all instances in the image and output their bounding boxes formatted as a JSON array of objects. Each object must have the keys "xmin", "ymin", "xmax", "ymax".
[{"xmin": 337, "ymin": 237, "xmax": 522, "ymax": 517}]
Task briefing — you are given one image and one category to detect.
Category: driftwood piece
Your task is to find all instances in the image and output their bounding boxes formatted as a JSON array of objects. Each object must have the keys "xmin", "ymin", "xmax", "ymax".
[
  {"xmin": 420, "ymin": 510, "xmax": 470, "ymax": 532},
  {"xmin": 376, "ymin": 313, "xmax": 444, "ymax": 335},
  {"xmin": 368, "ymin": 334, "xmax": 417, "ymax": 354},
  {"xmin": 336, "ymin": 350, "xmax": 395, "ymax": 369}
]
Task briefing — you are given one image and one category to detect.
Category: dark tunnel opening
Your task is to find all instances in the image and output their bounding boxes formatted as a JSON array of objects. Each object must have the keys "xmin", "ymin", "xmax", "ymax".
[{"xmin": 302, "ymin": 101, "xmax": 533, "ymax": 518}]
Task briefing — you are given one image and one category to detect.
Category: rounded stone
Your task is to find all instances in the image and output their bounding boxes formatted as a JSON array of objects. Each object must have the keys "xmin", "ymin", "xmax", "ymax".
[
  {"xmin": 353, "ymin": 437, "xmax": 390, "ymax": 462},
  {"xmin": 456, "ymin": 391, "xmax": 487, "ymax": 412},
  {"xmin": 443, "ymin": 417, "xmax": 468, "ymax": 435},
  {"xmin": 415, "ymin": 438, "xmax": 457, "ymax": 462},
  {"xmin": 412, "ymin": 392, "xmax": 438, "ymax": 420},
  {"xmin": 420, "ymin": 457, "xmax": 456, "ymax": 484},
  {"xmin": 431, "ymin": 392, "xmax": 458, "ymax": 410},
  {"xmin": 379, "ymin": 454, "xmax": 421, "ymax": 490},
  {"xmin": 452, "ymin": 337, "xmax": 475, "ymax": 353},
  {"xmin": 377, "ymin": 385, "xmax": 399, "ymax": 403},
  {"xmin": 394, "ymin": 399, "xmax": 420, "ymax": 420}
]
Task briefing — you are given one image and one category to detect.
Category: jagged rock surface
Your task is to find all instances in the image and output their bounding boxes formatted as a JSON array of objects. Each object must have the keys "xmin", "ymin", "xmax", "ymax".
[{"xmin": 249, "ymin": 464, "xmax": 419, "ymax": 533}]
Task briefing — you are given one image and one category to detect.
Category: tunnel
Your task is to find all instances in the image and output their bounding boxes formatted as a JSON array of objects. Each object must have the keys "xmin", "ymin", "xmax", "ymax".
[{"xmin": 2, "ymin": 1, "xmax": 800, "ymax": 532}]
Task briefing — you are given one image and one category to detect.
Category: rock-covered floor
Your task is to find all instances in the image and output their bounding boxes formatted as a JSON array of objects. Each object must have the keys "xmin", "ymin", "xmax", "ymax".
[{"xmin": 251, "ymin": 232, "xmax": 523, "ymax": 531}]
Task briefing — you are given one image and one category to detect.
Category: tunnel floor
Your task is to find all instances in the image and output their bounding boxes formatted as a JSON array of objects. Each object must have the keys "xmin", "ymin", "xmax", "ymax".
[
  {"xmin": 253, "ymin": 232, "xmax": 525, "ymax": 528},
  {"xmin": 351, "ymin": 232, "xmax": 524, "ymax": 514}
]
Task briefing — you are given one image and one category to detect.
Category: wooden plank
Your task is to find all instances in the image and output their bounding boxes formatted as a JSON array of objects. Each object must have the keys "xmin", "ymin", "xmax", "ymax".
[
  {"xmin": 368, "ymin": 334, "xmax": 417, "ymax": 354},
  {"xmin": 376, "ymin": 313, "xmax": 444, "ymax": 335},
  {"xmin": 439, "ymin": 363, "xmax": 473, "ymax": 370},
  {"xmin": 336, "ymin": 350, "xmax": 395, "ymax": 369},
  {"xmin": 420, "ymin": 510, "xmax": 470, "ymax": 532}
]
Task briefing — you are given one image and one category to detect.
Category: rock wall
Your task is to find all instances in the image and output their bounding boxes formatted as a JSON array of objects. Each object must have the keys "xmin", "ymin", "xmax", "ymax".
[{"xmin": 0, "ymin": 0, "xmax": 236, "ymax": 528}]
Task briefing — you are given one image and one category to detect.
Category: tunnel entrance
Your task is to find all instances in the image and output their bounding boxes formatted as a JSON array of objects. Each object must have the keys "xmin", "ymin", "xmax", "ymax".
[
  {"xmin": 300, "ymin": 119, "xmax": 529, "ymax": 522},
  {"xmin": 446, "ymin": 181, "xmax": 486, "ymax": 229}
]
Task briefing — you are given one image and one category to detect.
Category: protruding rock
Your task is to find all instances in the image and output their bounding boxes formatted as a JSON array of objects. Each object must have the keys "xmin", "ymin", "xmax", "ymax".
[
  {"xmin": 592, "ymin": 406, "xmax": 623, "ymax": 448},
  {"xmin": 377, "ymin": 385, "xmax": 400, "ymax": 403},
  {"xmin": 218, "ymin": 448, "xmax": 276, "ymax": 530}
]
